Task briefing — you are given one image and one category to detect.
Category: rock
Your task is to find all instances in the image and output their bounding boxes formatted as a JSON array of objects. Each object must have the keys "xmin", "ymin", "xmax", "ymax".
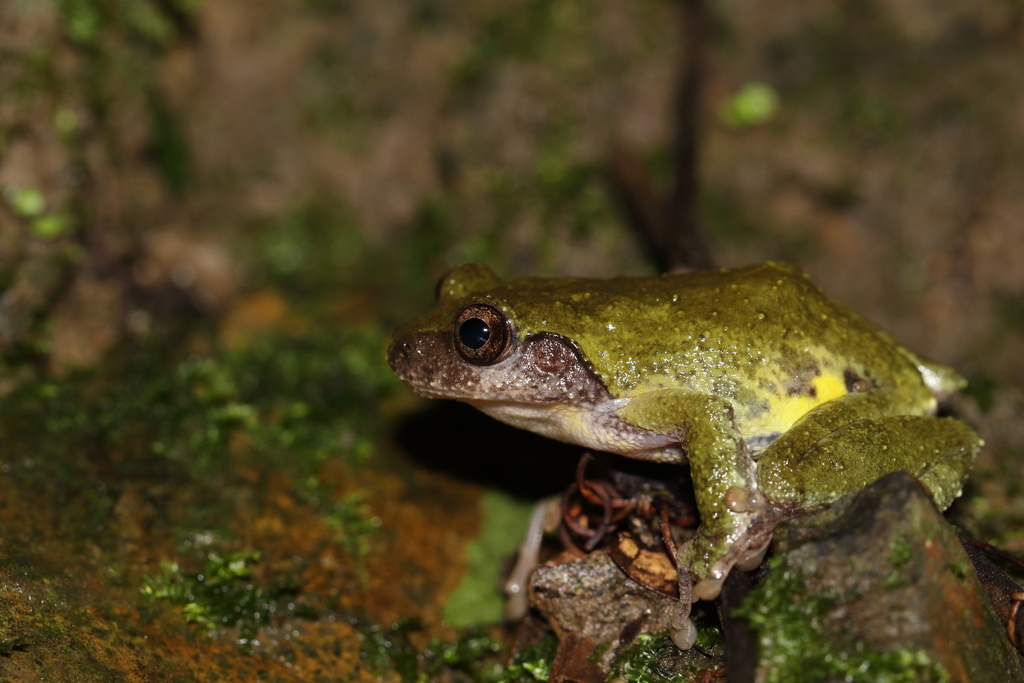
[
  {"xmin": 530, "ymin": 550, "xmax": 725, "ymax": 678},
  {"xmin": 530, "ymin": 549, "xmax": 676, "ymax": 653},
  {"xmin": 746, "ymin": 471, "xmax": 1024, "ymax": 682}
]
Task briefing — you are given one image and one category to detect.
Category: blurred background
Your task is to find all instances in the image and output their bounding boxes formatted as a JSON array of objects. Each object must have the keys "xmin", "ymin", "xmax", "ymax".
[{"xmin": 1, "ymin": 0, "xmax": 1023, "ymax": 679}]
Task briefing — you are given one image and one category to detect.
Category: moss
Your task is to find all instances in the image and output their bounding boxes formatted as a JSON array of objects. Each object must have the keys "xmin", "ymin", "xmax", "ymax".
[
  {"xmin": 692, "ymin": 625, "xmax": 724, "ymax": 657},
  {"xmin": 246, "ymin": 197, "xmax": 452, "ymax": 308},
  {"xmin": 719, "ymin": 82, "xmax": 780, "ymax": 129},
  {"xmin": 884, "ymin": 536, "xmax": 912, "ymax": 588},
  {"xmin": 361, "ymin": 621, "xmax": 504, "ymax": 683},
  {"xmin": 532, "ymin": 127, "xmax": 613, "ymax": 239},
  {"xmin": 140, "ymin": 551, "xmax": 303, "ymax": 648},
  {"xmin": 253, "ymin": 201, "xmax": 365, "ymax": 290},
  {"xmin": 0, "ymin": 326, "xmax": 399, "ymax": 555},
  {"xmin": 0, "ymin": 591, "xmax": 158, "ymax": 683},
  {"xmin": 497, "ymin": 632, "xmax": 558, "ymax": 683},
  {"xmin": 60, "ymin": 0, "xmax": 103, "ymax": 45},
  {"xmin": 318, "ymin": 487, "xmax": 383, "ymax": 585},
  {"xmin": 888, "ymin": 537, "xmax": 912, "ymax": 568},
  {"xmin": 2, "ymin": 325, "xmax": 395, "ymax": 471},
  {"xmin": 610, "ymin": 632, "xmax": 700, "ymax": 683},
  {"xmin": 0, "ymin": 637, "xmax": 29, "ymax": 656},
  {"xmin": 422, "ymin": 629, "xmax": 505, "ymax": 679},
  {"xmin": 735, "ymin": 556, "xmax": 951, "ymax": 683}
]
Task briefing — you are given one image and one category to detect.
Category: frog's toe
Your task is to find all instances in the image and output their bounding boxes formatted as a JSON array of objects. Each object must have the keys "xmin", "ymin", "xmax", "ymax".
[
  {"xmin": 692, "ymin": 573, "xmax": 726, "ymax": 601},
  {"xmin": 686, "ymin": 525, "xmax": 776, "ymax": 601},
  {"xmin": 724, "ymin": 485, "xmax": 765, "ymax": 514},
  {"xmin": 671, "ymin": 606, "xmax": 698, "ymax": 650},
  {"xmin": 736, "ymin": 540, "xmax": 770, "ymax": 571}
]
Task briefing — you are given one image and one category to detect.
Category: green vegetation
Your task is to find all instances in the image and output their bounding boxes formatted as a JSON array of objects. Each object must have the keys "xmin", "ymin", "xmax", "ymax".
[
  {"xmin": 357, "ymin": 621, "xmax": 558, "ymax": 683},
  {"xmin": 735, "ymin": 557, "xmax": 950, "ymax": 683},
  {"xmin": 719, "ymin": 82, "xmax": 780, "ymax": 129},
  {"xmin": 611, "ymin": 632, "xmax": 702, "ymax": 683},
  {"xmin": 888, "ymin": 538, "xmax": 912, "ymax": 568},
  {"xmin": 947, "ymin": 561, "xmax": 969, "ymax": 579},
  {"xmin": 2, "ymin": 0, "xmax": 1017, "ymax": 678},
  {"xmin": 442, "ymin": 491, "xmax": 535, "ymax": 627},
  {"xmin": 57, "ymin": 0, "xmax": 197, "ymax": 195},
  {"xmin": 2, "ymin": 326, "xmax": 395, "ymax": 471},
  {"xmin": 2, "ymin": 185, "xmax": 72, "ymax": 239},
  {"xmin": 496, "ymin": 632, "xmax": 558, "ymax": 683},
  {"xmin": 60, "ymin": 0, "xmax": 192, "ymax": 48},
  {"xmin": 140, "ymin": 551, "xmax": 301, "ymax": 647},
  {"xmin": 884, "ymin": 536, "xmax": 913, "ymax": 589},
  {"xmin": 0, "ymin": 637, "xmax": 29, "ymax": 657},
  {"xmin": 693, "ymin": 625, "xmax": 724, "ymax": 657},
  {"xmin": 320, "ymin": 488, "xmax": 383, "ymax": 585},
  {"xmin": 248, "ymin": 197, "xmax": 451, "ymax": 312},
  {"xmin": 361, "ymin": 621, "xmax": 505, "ymax": 683},
  {"xmin": 0, "ymin": 325, "xmax": 399, "ymax": 557},
  {"xmin": 148, "ymin": 88, "xmax": 191, "ymax": 193}
]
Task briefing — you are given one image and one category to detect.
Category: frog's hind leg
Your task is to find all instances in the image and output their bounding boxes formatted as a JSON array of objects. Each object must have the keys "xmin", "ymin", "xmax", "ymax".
[{"xmin": 758, "ymin": 411, "xmax": 981, "ymax": 511}]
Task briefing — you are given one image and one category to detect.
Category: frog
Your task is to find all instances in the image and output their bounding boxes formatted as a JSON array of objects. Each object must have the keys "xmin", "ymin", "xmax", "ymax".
[{"xmin": 386, "ymin": 261, "xmax": 981, "ymax": 649}]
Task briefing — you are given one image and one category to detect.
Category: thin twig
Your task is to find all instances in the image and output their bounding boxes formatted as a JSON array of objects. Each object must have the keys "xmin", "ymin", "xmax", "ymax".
[{"xmin": 668, "ymin": 0, "xmax": 714, "ymax": 270}]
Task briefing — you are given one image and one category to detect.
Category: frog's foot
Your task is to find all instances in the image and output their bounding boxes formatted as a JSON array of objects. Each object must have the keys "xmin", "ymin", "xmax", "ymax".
[
  {"xmin": 691, "ymin": 533, "xmax": 773, "ymax": 600},
  {"xmin": 670, "ymin": 595, "xmax": 699, "ymax": 650},
  {"xmin": 677, "ymin": 509, "xmax": 780, "ymax": 606},
  {"xmin": 669, "ymin": 533, "xmax": 773, "ymax": 650},
  {"xmin": 670, "ymin": 565, "xmax": 698, "ymax": 650}
]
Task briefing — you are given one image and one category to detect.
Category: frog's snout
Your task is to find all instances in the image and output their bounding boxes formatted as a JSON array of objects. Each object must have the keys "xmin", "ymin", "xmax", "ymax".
[
  {"xmin": 386, "ymin": 332, "xmax": 455, "ymax": 389},
  {"xmin": 385, "ymin": 337, "xmax": 415, "ymax": 378}
]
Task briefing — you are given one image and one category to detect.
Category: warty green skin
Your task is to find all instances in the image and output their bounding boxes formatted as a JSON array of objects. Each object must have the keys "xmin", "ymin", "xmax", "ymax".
[{"xmin": 387, "ymin": 261, "xmax": 981, "ymax": 649}]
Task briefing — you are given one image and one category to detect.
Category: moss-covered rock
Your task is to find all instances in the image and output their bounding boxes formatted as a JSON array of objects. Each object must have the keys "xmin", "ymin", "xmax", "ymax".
[{"xmin": 741, "ymin": 471, "xmax": 1024, "ymax": 682}]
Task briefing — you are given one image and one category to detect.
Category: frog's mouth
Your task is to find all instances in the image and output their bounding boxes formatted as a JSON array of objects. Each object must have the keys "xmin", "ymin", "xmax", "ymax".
[{"xmin": 466, "ymin": 396, "xmax": 684, "ymax": 462}]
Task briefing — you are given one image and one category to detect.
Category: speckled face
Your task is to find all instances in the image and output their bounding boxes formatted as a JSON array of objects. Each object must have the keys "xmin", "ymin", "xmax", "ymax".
[
  {"xmin": 387, "ymin": 266, "xmax": 692, "ymax": 458},
  {"xmin": 386, "ymin": 279, "xmax": 685, "ymax": 459},
  {"xmin": 387, "ymin": 325, "xmax": 611, "ymax": 406}
]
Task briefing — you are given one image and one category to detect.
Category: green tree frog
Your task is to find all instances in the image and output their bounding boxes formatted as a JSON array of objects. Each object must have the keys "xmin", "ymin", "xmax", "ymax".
[{"xmin": 387, "ymin": 262, "xmax": 981, "ymax": 649}]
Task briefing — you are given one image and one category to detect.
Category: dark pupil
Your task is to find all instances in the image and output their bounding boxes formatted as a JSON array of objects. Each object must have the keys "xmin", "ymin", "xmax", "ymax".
[{"xmin": 459, "ymin": 318, "xmax": 491, "ymax": 350}]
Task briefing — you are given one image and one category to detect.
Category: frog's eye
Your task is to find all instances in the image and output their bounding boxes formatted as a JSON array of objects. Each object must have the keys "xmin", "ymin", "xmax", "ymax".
[{"xmin": 454, "ymin": 304, "xmax": 513, "ymax": 364}]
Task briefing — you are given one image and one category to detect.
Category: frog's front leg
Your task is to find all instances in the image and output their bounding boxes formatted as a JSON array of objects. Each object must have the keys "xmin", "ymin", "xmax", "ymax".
[{"xmin": 618, "ymin": 390, "xmax": 764, "ymax": 649}]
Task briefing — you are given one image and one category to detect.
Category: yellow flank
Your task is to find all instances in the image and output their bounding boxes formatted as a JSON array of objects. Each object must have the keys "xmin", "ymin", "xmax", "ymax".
[
  {"xmin": 751, "ymin": 371, "xmax": 848, "ymax": 438},
  {"xmin": 813, "ymin": 372, "xmax": 849, "ymax": 405}
]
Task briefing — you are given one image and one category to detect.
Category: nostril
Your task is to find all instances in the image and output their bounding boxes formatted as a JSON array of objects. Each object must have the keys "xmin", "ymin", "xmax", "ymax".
[{"xmin": 387, "ymin": 340, "xmax": 413, "ymax": 364}]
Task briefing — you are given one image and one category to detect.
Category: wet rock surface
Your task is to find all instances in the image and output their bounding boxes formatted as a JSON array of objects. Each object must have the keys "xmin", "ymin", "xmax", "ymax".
[
  {"xmin": 532, "ymin": 548, "xmax": 733, "ymax": 679},
  {"xmin": 758, "ymin": 471, "xmax": 1024, "ymax": 682},
  {"xmin": 531, "ymin": 549, "xmax": 675, "ymax": 647},
  {"xmin": 530, "ymin": 549, "xmax": 726, "ymax": 679}
]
